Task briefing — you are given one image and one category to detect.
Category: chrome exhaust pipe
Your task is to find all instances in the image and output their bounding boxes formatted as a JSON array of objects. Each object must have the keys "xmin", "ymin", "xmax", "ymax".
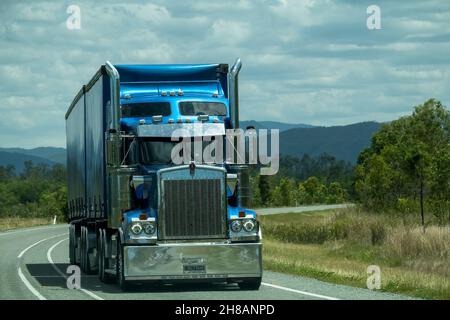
[
  {"xmin": 229, "ymin": 58, "xmax": 242, "ymax": 129},
  {"xmin": 105, "ymin": 61, "xmax": 121, "ymax": 134},
  {"xmin": 229, "ymin": 58, "xmax": 251, "ymax": 207}
]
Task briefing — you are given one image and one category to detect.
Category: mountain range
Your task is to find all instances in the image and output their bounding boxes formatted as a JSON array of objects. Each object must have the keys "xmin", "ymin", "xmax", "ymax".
[
  {"xmin": 0, "ymin": 121, "xmax": 383, "ymax": 171},
  {"xmin": 0, "ymin": 147, "xmax": 66, "ymax": 173},
  {"xmin": 240, "ymin": 120, "xmax": 315, "ymax": 131},
  {"xmin": 279, "ymin": 121, "xmax": 382, "ymax": 163}
]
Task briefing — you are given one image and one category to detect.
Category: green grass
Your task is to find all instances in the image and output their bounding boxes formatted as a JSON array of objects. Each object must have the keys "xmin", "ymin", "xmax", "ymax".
[
  {"xmin": 0, "ymin": 217, "xmax": 52, "ymax": 232},
  {"xmin": 260, "ymin": 208, "xmax": 450, "ymax": 300}
]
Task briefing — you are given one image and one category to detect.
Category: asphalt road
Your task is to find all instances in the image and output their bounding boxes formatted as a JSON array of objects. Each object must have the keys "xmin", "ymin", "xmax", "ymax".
[
  {"xmin": 0, "ymin": 207, "xmax": 414, "ymax": 300},
  {"xmin": 255, "ymin": 203, "xmax": 354, "ymax": 215}
]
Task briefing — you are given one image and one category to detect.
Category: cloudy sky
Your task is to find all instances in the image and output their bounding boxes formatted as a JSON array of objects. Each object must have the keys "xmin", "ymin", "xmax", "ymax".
[{"xmin": 1, "ymin": 0, "xmax": 450, "ymax": 148}]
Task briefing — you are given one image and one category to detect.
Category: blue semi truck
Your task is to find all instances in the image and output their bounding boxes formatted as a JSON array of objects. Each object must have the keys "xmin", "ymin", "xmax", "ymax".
[{"xmin": 65, "ymin": 59, "xmax": 262, "ymax": 290}]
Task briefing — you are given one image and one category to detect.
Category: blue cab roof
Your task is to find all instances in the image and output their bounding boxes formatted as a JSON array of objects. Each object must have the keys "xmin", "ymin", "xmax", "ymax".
[
  {"xmin": 114, "ymin": 64, "xmax": 230, "ymax": 133},
  {"xmin": 114, "ymin": 64, "xmax": 226, "ymax": 83}
]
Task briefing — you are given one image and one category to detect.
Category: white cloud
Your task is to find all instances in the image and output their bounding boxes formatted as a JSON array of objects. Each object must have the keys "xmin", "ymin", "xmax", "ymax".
[{"xmin": 1, "ymin": 0, "xmax": 450, "ymax": 147}]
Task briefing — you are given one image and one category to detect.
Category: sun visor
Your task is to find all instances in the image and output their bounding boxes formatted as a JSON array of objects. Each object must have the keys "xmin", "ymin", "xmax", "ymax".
[{"xmin": 137, "ymin": 123, "xmax": 225, "ymax": 138}]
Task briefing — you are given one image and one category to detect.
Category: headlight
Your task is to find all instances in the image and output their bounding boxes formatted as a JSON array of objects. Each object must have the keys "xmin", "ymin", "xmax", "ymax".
[
  {"xmin": 230, "ymin": 220, "xmax": 242, "ymax": 232},
  {"xmin": 143, "ymin": 223, "xmax": 156, "ymax": 235},
  {"xmin": 243, "ymin": 219, "xmax": 256, "ymax": 232},
  {"xmin": 131, "ymin": 223, "xmax": 143, "ymax": 235}
]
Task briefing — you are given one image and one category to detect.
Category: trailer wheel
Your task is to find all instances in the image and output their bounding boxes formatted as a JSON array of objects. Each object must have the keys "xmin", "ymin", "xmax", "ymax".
[
  {"xmin": 116, "ymin": 238, "xmax": 129, "ymax": 291},
  {"xmin": 238, "ymin": 277, "xmax": 262, "ymax": 290}
]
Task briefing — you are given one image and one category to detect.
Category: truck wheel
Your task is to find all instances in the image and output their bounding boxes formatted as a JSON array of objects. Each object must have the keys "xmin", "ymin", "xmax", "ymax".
[
  {"xmin": 80, "ymin": 226, "xmax": 85, "ymax": 271},
  {"xmin": 238, "ymin": 278, "xmax": 262, "ymax": 290},
  {"xmin": 97, "ymin": 229, "xmax": 104, "ymax": 281},
  {"xmin": 116, "ymin": 239, "xmax": 129, "ymax": 291},
  {"xmin": 69, "ymin": 225, "xmax": 76, "ymax": 265},
  {"xmin": 81, "ymin": 226, "xmax": 93, "ymax": 274},
  {"xmin": 98, "ymin": 229, "xmax": 114, "ymax": 283}
]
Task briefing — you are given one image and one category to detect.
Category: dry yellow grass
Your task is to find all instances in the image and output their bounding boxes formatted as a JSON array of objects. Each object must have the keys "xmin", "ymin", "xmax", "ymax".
[
  {"xmin": 385, "ymin": 226, "xmax": 450, "ymax": 259},
  {"xmin": 0, "ymin": 217, "xmax": 51, "ymax": 232},
  {"xmin": 261, "ymin": 208, "xmax": 450, "ymax": 299},
  {"xmin": 263, "ymin": 238, "xmax": 450, "ymax": 299}
]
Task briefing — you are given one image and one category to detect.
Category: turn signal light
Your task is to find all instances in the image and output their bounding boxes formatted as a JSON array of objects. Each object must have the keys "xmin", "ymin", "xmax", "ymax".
[{"xmin": 139, "ymin": 214, "xmax": 147, "ymax": 220}]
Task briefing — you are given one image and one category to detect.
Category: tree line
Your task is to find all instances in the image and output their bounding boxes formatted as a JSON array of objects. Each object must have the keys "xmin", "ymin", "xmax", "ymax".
[
  {"xmin": 0, "ymin": 161, "xmax": 67, "ymax": 219},
  {"xmin": 250, "ymin": 153, "xmax": 353, "ymax": 208},
  {"xmin": 355, "ymin": 99, "xmax": 450, "ymax": 225}
]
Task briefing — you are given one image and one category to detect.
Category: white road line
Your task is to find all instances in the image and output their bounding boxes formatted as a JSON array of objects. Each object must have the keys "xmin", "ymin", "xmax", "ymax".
[
  {"xmin": 47, "ymin": 238, "xmax": 104, "ymax": 301},
  {"xmin": 261, "ymin": 282, "xmax": 340, "ymax": 300},
  {"xmin": 17, "ymin": 266, "xmax": 46, "ymax": 300},
  {"xmin": 18, "ymin": 233, "xmax": 67, "ymax": 258},
  {"xmin": 16, "ymin": 233, "xmax": 67, "ymax": 300},
  {"xmin": 0, "ymin": 225, "xmax": 66, "ymax": 237}
]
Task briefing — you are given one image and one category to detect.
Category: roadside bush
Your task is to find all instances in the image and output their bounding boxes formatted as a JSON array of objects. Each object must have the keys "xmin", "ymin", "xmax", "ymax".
[
  {"xmin": 263, "ymin": 222, "xmax": 332, "ymax": 244},
  {"xmin": 263, "ymin": 209, "xmax": 391, "ymax": 246},
  {"xmin": 384, "ymin": 226, "xmax": 450, "ymax": 260}
]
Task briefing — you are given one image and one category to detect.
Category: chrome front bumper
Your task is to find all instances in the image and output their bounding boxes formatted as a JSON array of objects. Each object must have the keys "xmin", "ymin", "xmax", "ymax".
[{"xmin": 124, "ymin": 242, "xmax": 262, "ymax": 281}]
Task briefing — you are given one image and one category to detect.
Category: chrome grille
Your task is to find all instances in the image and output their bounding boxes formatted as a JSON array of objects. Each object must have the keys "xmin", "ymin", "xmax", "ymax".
[{"xmin": 160, "ymin": 179, "xmax": 226, "ymax": 239}]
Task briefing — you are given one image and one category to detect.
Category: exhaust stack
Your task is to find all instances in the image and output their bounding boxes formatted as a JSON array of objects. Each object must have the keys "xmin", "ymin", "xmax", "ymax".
[
  {"xmin": 228, "ymin": 58, "xmax": 251, "ymax": 207},
  {"xmin": 229, "ymin": 58, "xmax": 242, "ymax": 129},
  {"xmin": 105, "ymin": 61, "xmax": 121, "ymax": 135}
]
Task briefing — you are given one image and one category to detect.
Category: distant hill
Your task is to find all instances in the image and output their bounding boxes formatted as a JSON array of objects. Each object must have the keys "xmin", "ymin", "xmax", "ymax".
[
  {"xmin": 240, "ymin": 120, "xmax": 314, "ymax": 132},
  {"xmin": 0, "ymin": 147, "xmax": 66, "ymax": 164},
  {"xmin": 279, "ymin": 121, "xmax": 383, "ymax": 163},
  {"xmin": 0, "ymin": 151, "xmax": 57, "ymax": 173},
  {"xmin": 0, "ymin": 147, "xmax": 66, "ymax": 173}
]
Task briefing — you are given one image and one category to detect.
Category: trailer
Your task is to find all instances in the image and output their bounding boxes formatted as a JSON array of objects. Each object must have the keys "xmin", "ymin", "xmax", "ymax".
[{"xmin": 65, "ymin": 59, "xmax": 262, "ymax": 290}]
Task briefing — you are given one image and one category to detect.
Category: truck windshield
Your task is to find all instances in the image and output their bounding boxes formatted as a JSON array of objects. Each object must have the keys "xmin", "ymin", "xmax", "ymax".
[
  {"xmin": 179, "ymin": 101, "xmax": 226, "ymax": 116},
  {"xmin": 139, "ymin": 137, "xmax": 224, "ymax": 164},
  {"xmin": 140, "ymin": 139, "xmax": 177, "ymax": 164},
  {"xmin": 122, "ymin": 102, "xmax": 171, "ymax": 118}
]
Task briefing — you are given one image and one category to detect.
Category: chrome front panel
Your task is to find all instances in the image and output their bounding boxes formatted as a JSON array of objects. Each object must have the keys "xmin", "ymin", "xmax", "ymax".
[{"xmin": 124, "ymin": 242, "xmax": 262, "ymax": 280}]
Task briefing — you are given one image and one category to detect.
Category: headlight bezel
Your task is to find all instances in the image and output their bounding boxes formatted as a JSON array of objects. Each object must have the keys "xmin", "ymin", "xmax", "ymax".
[
  {"xmin": 143, "ymin": 222, "xmax": 156, "ymax": 235},
  {"xmin": 130, "ymin": 222, "xmax": 143, "ymax": 235},
  {"xmin": 229, "ymin": 216, "xmax": 259, "ymax": 242},
  {"xmin": 126, "ymin": 217, "xmax": 157, "ymax": 241},
  {"xmin": 230, "ymin": 219, "xmax": 243, "ymax": 232},
  {"xmin": 243, "ymin": 219, "xmax": 256, "ymax": 232}
]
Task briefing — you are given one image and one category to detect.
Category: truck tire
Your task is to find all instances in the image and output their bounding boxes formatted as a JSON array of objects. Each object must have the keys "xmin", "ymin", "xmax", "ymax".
[
  {"xmin": 98, "ymin": 229, "xmax": 114, "ymax": 283},
  {"xmin": 97, "ymin": 229, "xmax": 104, "ymax": 281},
  {"xmin": 81, "ymin": 226, "xmax": 93, "ymax": 274},
  {"xmin": 238, "ymin": 277, "xmax": 262, "ymax": 290},
  {"xmin": 80, "ymin": 226, "xmax": 85, "ymax": 271},
  {"xmin": 116, "ymin": 238, "xmax": 129, "ymax": 291},
  {"xmin": 69, "ymin": 224, "xmax": 76, "ymax": 265}
]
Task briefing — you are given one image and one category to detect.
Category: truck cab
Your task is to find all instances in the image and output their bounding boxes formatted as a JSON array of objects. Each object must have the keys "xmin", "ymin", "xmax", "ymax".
[{"xmin": 66, "ymin": 60, "xmax": 262, "ymax": 290}]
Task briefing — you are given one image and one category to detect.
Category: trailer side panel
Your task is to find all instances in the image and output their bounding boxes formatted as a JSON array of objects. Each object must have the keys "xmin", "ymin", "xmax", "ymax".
[{"xmin": 66, "ymin": 93, "xmax": 86, "ymax": 220}]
